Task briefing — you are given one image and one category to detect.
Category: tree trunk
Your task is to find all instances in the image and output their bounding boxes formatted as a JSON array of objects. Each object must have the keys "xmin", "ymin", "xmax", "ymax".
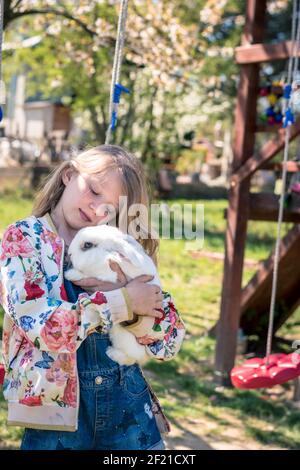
[
  {"xmin": 88, "ymin": 105, "xmax": 106, "ymax": 143},
  {"xmin": 141, "ymin": 86, "xmax": 158, "ymax": 163}
]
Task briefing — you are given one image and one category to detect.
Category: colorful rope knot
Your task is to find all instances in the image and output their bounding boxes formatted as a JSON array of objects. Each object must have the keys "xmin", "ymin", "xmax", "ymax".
[
  {"xmin": 283, "ymin": 84, "xmax": 292, "ymax": 99},
  {"xmin": 283, "ymin": 107, "xmax": 295, "ymax": 127},
  {"xmin": 111, "ymin": 83, "xmax": 130, "ymax": 131}
]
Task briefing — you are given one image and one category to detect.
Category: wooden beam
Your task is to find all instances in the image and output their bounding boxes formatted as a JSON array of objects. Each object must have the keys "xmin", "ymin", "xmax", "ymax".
[
  {"xmin": 236, "ymin": 40, "xmax": 298, "ymax": 64},
  {"xmin": 255, "ymin": 124, "xmax": 281, "ymax": 133},
  {"xmin": 230, "ymin": 117, "xmax": 300, "ymax": 186},
  {"xmin": 241, "ymin": 224, "xmax": 300, "ymax": 308},
  {"xmin": 248, "ymin": 192, "xmax": 300, "ymax": 222},
  {"xmin": 261, "ymin": 161, "xmax": 300, "ymax": 172},
  {"xmin": 240, "ymin": 224, "xmax": 300, "ymax": 337},
  {"xmin": 214, "ymin": 0, "xmax": 267, "ymax": 385},
  {"xmin": 224, "ymin": 192, "xmax": 300, "ymax": 222}
]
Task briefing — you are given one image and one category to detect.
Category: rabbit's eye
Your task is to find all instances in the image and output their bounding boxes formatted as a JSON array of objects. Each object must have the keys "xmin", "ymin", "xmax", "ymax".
[{"xmin": 82, "ymin": 242, "xmax": 95, "ymax": 251}]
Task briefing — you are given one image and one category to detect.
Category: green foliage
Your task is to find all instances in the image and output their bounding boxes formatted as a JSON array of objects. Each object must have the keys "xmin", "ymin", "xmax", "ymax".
[{"xmin": 175, "ymin": 149, "xmax": 206, "ymax": 174}]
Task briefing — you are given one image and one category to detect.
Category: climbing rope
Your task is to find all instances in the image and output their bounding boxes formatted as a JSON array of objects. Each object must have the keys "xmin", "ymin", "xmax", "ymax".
[
  {"xmin": 0, "ymin": 0, "xmax": 4, "ymax": 122},
  {"xmin": 105, "ymin": 0, "xmax": 130, "ymax": 144},
  {"xmin": 266, "ymin": 0, "xmax": 300, "ymax": 361}
]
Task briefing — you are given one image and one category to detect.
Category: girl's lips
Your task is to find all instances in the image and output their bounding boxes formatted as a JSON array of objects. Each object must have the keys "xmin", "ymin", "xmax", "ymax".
[{"xmin": 79, "ymin": 209, "xmax": 92, "ymax": 222}]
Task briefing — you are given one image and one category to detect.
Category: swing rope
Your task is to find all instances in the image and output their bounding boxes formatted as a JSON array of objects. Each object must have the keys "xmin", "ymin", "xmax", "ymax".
[
  {"xmin": 266, "ymin": 0, "xmax": 300, "ymax": 361},
  {"xmin": 105, "ymin": 0, "xmax": 129, "ymax": 145},
  {"xmin": 0, "ymin": 0, "xmax": 4, "ymax": 120}
]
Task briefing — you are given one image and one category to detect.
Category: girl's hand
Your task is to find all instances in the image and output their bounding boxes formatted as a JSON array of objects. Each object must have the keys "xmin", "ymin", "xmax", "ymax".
[
  {"xmin": 72, "ymin": 261, "xmax": 164, "ymax": 319},
  {"xmin": 125, "ymin": 275, "xmax": 164, "ymax": 319},
  {"xmin": 72, "ymin": 260, "xmax": 128, "ymax": 293}
]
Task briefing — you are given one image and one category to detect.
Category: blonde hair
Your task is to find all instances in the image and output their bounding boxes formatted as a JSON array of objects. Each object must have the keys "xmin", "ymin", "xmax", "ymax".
[{"xmin": 32, "ymin": 145, "xmax": 159, "ymax": 261}]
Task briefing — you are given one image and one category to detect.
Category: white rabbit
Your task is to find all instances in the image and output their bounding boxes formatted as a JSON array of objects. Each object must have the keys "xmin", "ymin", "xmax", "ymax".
[{"xmin": 65, "ymin": 225, "xmax": 163, "ymax": 366}]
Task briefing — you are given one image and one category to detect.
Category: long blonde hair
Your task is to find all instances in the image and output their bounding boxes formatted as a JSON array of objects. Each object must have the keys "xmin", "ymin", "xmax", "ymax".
[{"xmin": 32, "ymin": 145, "xmax": 159, "ymax": 261}]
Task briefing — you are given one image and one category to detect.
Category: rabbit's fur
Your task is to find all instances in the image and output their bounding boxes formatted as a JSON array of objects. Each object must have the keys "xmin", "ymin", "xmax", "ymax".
[{"xmin": 65, "ymin": 225, "xmax": 161, "ymax": 366}]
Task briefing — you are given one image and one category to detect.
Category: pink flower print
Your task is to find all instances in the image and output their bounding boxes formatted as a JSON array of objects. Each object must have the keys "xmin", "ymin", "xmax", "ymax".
[
  {"xmin": 161, "ymin": 301, "xmax": 179, "ymax": 342},
  {"xmin": 55, "ymin": 353, "xmax": 76, "ymax": 377},
  {"xmin": 41, "ymin": 230, "xmax": 62, "ymax": 266},
  {"xmin": 62, "ymin": 376, "xmax": 77, "ymax": 408},
  {"xmin": 2, "ymin": 330, "xmax": 10, "ymax": 357},
  {"xmin": 168, "ymin": 301, "xmax": 178, "ymax": 326},
  {"xmin": 137, "ymin": 334, "xmax": 158, "ymax": 345},
  {"xmin": 46, "ymin": 353, "xmax": 75, "ymax": 386},
  {"xmin": 41, "ymin": 308, "xmax": 78, "ymax": 353},
  {"xmin": 46, "ymin": 365, "xmax": 68, "ymax": 387},
  {"xmin": 0, "ymin": 226, "xmax": 34, "ymax": 260},
  {"xmin": 24, "ymin": 269, "xmax": 43, "ymax": 284}
]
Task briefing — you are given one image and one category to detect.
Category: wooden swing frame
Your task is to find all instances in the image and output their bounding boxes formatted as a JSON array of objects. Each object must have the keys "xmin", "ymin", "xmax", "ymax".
[{"xmin": 214, "ymin": 0, "xmax": 300, "ymax": 385}]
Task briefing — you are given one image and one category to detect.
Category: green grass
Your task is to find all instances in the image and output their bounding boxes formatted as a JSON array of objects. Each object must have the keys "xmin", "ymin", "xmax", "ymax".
[{"xmin": 1, "ymin": 192, "xmax": 300, "ymax": 449}]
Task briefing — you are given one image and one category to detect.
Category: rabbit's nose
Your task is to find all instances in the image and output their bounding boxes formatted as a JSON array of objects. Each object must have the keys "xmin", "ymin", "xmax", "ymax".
[{"xmin": 65, "ymin": 256, "xmax": 73, "ymax": 270}]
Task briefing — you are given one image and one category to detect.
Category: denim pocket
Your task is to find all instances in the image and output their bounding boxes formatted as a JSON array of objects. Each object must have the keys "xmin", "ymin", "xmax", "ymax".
[{"xmin": 123, "ymin": 367, "xmax": 149, "ymax": 399}]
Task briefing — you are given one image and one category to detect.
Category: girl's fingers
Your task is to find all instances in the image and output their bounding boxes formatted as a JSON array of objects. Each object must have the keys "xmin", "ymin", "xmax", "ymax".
[
  {"xmin": 133, "ymin": 275, "xmax": 154, "ymax": 283},
  {"xmin": 148, "ymin": 309, "xmax": 164, "ymax": 318},
  {"xmin": 72, "ymin": 278, "xmax": 99, "ymax": 287},
  {"xmin": 109, "ymin": 260, "xmax": 128, "ymax": 283},
  {"xmin": 72, "ymin": 278, "xmax": 122, "ymax": 291}
]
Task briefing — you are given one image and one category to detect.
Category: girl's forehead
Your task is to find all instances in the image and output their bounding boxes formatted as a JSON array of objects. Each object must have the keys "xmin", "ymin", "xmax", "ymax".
[{"xmin": 82, "ymin": 168, "xmax": 122, "ymax": 186}]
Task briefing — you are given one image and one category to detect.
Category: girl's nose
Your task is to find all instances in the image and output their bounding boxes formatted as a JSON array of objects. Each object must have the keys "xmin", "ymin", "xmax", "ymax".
[{"xmin": 89, "ymin": 202, "xmax": 108, "ymax": 218}]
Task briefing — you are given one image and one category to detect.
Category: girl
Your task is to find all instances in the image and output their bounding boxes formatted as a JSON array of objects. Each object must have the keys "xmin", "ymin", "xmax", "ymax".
[{"xmin": 0, "ymin": 145, "xmax": 185, "ymax": 450}]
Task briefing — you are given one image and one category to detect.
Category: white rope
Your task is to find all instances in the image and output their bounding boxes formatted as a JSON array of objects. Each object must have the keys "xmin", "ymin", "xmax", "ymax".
[
  {"xmin": 287, "ymin": 0, "xmax": 298, "ymax": 85},
  {"xmin": 266, "ymin": 0, "xmax": 300, "ymax": 360},
  {"xmin": 105, "ymin": 0, "xmax": 129, "ymax": 145}
]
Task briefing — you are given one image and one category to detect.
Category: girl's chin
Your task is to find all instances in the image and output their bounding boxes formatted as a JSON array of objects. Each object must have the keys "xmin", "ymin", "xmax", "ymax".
[{"xmin": 64, "ymin": 211, "xmax": 87, "ymax": 230}]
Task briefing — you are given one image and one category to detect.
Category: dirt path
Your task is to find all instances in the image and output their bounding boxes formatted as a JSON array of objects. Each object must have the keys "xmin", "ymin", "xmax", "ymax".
[{"xmin": 164, "ymin": 417, "xmax": 286, "ymax": 450}]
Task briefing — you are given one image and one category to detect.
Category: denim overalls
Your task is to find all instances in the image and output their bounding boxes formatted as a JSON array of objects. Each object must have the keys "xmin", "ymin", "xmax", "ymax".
[{"xmin": 21, "ymin": 265, "xmax": 164, "ymax": 450}]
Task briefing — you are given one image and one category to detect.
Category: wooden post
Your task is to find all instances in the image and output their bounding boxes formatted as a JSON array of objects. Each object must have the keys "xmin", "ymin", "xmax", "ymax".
[
  {"xmin": 293, "ymin": 378, "xmax": 300, "ymax": 403},
  {"xmin": 214, "ymin": 0, "xmax": 267, "ymax": 385}
]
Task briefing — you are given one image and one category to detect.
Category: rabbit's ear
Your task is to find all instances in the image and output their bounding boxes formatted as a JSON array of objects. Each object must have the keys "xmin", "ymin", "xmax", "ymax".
[
  {"xmin": 107, "ymin": 250, "xmax": 130, "ymax": 267},
  {"xmin": 109, "ymin": 239, "xmax": 143, "ymax": 267}
]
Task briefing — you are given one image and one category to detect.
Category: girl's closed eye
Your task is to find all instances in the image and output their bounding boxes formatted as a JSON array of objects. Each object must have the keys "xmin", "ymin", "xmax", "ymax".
[
  {"xmin": 90, "ymin": 185, "xmax": 100, "ymax": 196},
  {"xmin": 89, "ymin": 187, "xmax": 113, "ymax": 215},
  {"xmin": 90, "ymin": 189, "xmax": 114, "ymax": 217}
]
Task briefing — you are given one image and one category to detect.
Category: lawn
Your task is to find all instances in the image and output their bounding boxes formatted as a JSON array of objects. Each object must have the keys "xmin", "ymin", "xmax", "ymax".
[{"xmin": 1, "ymin": 192, "xmax": 300, "ymax": 450}]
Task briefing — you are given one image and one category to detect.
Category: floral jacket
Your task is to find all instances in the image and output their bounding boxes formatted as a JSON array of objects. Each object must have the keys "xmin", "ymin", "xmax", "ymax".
[{"xmin": 0, "ymin": 213, "xmax": 185, "ymax": 432}]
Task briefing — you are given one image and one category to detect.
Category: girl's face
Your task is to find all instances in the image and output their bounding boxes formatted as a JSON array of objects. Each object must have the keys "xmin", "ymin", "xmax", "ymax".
[{"xmin": 61, "ymin": 166, "xmax": 124, "ymax": 230}]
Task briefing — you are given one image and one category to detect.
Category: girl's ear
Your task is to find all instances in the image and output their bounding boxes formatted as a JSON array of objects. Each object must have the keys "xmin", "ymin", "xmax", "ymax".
[{"xmin": 62, "ymin": 167, "xmax": 75, "ymax": 186}]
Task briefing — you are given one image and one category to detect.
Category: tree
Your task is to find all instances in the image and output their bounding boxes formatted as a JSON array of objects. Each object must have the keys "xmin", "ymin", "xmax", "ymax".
[{"xmin": 2, "ymin": 0, "xmax": 292, "ymax": 167}]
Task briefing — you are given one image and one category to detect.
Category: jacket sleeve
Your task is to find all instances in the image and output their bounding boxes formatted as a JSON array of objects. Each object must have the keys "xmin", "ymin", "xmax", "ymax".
[
  {"xmin": 0, "ymin": 224, "xmax": 129, "ymax": 354},
  {"xmin": 144, "ymin": 291, "xmax": 186, "ymax": 361}
]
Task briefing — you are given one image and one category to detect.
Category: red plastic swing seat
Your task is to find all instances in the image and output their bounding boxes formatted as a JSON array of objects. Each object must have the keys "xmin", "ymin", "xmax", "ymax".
[{"xmin": 231, "ymin": 353, "xmax": 300, "ymax": 389}]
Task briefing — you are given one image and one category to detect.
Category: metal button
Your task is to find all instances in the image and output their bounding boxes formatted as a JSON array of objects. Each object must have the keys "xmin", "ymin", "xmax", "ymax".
[{"xmin": 95, "ymin": 376, "xmax": 103, "ymax": 385}]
